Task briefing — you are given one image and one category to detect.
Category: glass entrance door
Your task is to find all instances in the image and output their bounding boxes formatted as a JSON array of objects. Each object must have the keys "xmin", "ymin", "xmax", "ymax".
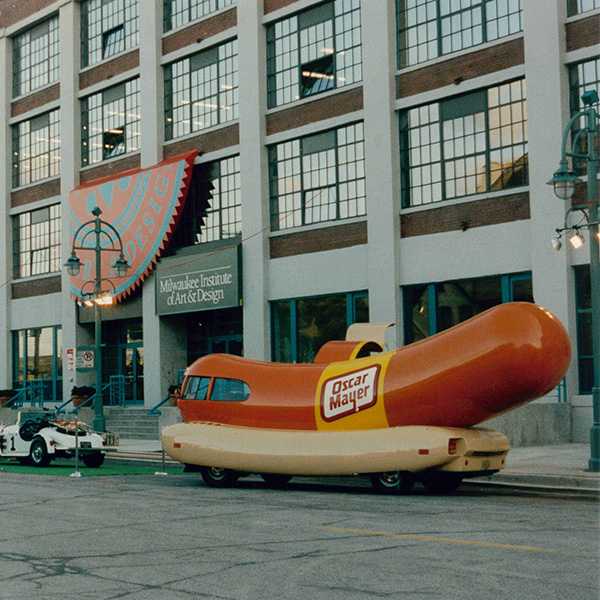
[
  {"xmin": 123, "ymin": 346, "xmax": 144, "ymax": 404},
  {"xmin": 209, "ymin": 337, "xmax": 243, "ymax": 356}
]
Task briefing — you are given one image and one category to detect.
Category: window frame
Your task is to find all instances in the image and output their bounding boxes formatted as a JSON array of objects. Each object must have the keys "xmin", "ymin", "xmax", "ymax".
[
  {"xmin": 13, "ymin": 204, "xmax": 61, "ymax": 280},
  {"xmin": 266, "ymin": 0, "xmax": 362, "ymax": 109},
  {"xmin": 163, "ymin": 0, "xmax": 235, "ymax": 32},
  {"xmin": 268, "ymin": 121, "xmax": 366, "ymax": 231},
  {"xmin": 12, "ymin": 108, "xmax": 61, "ymax": 189},
  {"xmin": 399, "ymin": 79, "xmax": 528, "ymax": 208},
  {"xmin": 80, "ymin": 0, "xmax": 139, "ymax": 69},
  {"xmin": 12, "ymin": 15, "xmax": 60, "ymax": 98},
  {"xmin": 81, "ymin": 78, "xmax": 141, "ymax": 167},
  {"xmin": 164, "ymin": 39, "xmax": 239, "ymax": 141},
  {"xmin": 396, "ymin": 0, "xmax": 523, "ymax": 69}
]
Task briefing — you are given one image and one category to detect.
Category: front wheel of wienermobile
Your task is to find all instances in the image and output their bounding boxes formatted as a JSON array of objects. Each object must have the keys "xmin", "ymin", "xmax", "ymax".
[
  {"xmin": 369, "ymin": 471, "xmax": 415, "ymax": 495},
  {"xmin": 200, "ymin": 466, "xmax": 238, "ymax": 488}
]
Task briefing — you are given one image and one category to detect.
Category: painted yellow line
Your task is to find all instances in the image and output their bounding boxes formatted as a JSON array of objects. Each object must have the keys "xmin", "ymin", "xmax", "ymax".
[{"xmin": 318, "ymin": 526, "xmax": 558, "ymax": 553}]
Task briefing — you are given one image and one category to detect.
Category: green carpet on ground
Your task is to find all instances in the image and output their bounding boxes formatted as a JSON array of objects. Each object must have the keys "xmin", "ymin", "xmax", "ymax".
[{"xmin": 0, "ymin": 459, "xmax": 185, "ymax": 477}]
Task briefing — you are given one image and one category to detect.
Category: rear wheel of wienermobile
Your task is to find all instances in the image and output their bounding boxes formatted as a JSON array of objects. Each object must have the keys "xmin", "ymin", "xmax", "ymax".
[
  {"xmin": 369, "ymin": 471, "xmax": 415, "ymax": 495},
  {"xmin": 200, "ymin": 466, "xmax": 238, "ymax": 488},
  {"xmin": 420, "ymin": 472, "xmax": 463, "ymax": 494}
]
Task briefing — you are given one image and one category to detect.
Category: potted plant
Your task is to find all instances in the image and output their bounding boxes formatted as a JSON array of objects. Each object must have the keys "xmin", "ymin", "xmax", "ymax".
[
  {"xmin": 71, "ymin": 385, "xmax": 95, "ymax": 408},
  {"xmin": 0, "ymin": 389, "xmax": 18, "ymax": 408}
]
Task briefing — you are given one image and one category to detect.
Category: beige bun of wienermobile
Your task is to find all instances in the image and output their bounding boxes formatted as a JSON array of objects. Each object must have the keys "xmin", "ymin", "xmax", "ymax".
[{"xmin": 162, "ymin": 303, "xmax": 571, "ymax": 494}]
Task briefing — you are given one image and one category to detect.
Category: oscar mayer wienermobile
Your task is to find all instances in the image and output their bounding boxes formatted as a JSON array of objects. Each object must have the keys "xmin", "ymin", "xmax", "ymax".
[{"xmin": 162, "ymin": 302, "xmax": 570, "ymax": 494}]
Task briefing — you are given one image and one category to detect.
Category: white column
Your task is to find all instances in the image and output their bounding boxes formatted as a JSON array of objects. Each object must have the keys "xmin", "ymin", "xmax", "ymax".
[
  {"xmin": 0, "ymin": 31, "xmax": 12, "ymax": 387},
  {"xmin": 523, "ymin": 1, "xmax": 577, "ymax": 395},
  {"xmin": 59, "ymin": 2, "xmax": 95, "ymax": 398},
  {"xmin": 237, "ymin": 2, "xmax": 270, "ymax": 360},
  {"xmin": 139, "ymin": 0, "xmax": 167, "ymax": 405},
  {"xmin": 361, "ymin": 0, "xmax": 402, "ymax": 348}
]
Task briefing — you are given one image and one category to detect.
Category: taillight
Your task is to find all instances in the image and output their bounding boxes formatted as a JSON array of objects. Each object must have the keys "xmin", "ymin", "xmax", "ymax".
[{"xmin": 448, "ymin": 438, "xmax": 459, "ymax": 455}]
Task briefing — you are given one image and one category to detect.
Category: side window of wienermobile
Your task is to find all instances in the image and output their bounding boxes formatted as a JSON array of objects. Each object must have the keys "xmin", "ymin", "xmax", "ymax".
[
  {"xmin": 183, "ymin": 376, "xmax": 211, "ymax": 400},
  {"xmin": 211, "ymin": 378, "xmax": 250, "ymax": 402}
]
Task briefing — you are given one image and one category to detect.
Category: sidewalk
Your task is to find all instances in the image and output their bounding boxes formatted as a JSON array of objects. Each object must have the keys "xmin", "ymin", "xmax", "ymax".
[{"xmin": 106, "ymin": 440, "xmax": 600, "ymax": 493}]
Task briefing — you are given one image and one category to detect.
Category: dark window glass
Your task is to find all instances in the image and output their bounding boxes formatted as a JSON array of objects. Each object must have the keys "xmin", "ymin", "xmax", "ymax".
[
  {"xmin": 271, "ymin": 292, "xmax": 369, "ymax": 363},
  {"xmin": 81, "ymin": 79, "xmax": 140, "ymax": 166},
  {"xmin": 569, "ymin": 57, "xmax": 600, "ymax": 175},
  {"xmin": 269, "ymin": 122, "xmax": 365, "ymax": 230},
  {"xmin": 400, "ymin": 79, "xmax": 527, "ymax": 207},
  {"xmin": 164, "ymin": 0, "xmax": 234, "ymax": 32},
  {"xmin": 397, "ymin": 0, "xmax": 523, "ymax": 69},
  {"xmin": 169, "ymin": 156, "xmax": 240, "ymax": 250},
  {"xmin": 81, "ymin": 0, "xmax": 138, "ymax": 68},
  {"xmin": 567, "ymin": 0, "xmax": 599, "ymax": 16},
  {"xmin": 210, "ymin": 378, "xmax": 250, "ymax": 402},
  {"xmin": 403, "ymin": 272, "xmax": 532, "ymax": 343},
  {"xmin": 165, "ymin": 40, "xmax": 238, "ymax": 141},
  {"xmin": 12, "ymin": 326, "xmax": 62, "ymax": 402},
  {"xmin": 183, "ymin": 376, "xmax": 211, "ymax": 399},
  {"xmin": 575, "ymin": 266, "xmax": 593, "ymax": 393},
  {"xmin": 267, "ymin": 0, "xmax": 362, "ymax": 108},
  {"xmin": 13, "ymin": 16, "xmax": 60, "ymax": 97},
  {"xmin": 13, "ymin": 204, "xmax": 61, "ymax": 278}
]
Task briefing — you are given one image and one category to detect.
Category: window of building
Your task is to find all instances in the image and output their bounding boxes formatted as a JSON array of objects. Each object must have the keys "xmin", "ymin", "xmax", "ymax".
[
  {"xmin": 574, "ymin": 266, "xmax": 593, "ymax": 394},
  {"xmin": 81, "ymin": 0, "xmax": 139, "ymax": 68},
  {"xmin": 399, "ymin": 79, "xmax": 527, "ymax": 207},
  {"xmin": 163, "ymin": 0, "xmax": 234, "ymax": 32},
  {"xmin": 266, "ymin": 0, "xmax": 362, "ymax": 108},
  {"xmin": 403, "ymin": 272, "xmax": 533, "ymax": 344},
  {"xmin": 81, "ymin": 79, "xmax": 140, "ymax": 166},
  {"xmin": 567, "ymin": 0, "xmax": 599, "ymax": 16},
  {"xmin": 569, "ymin": 57, "xmax": 599, "ymax": 175},
  {"xmin": 165, "ymin": 40, "xmax": 238, "ymax": 140},
  {"xmin": 12, "ymin": 109, "xmax": 61, "ymax": 188},
  {"xmin": 13, "ymin": 205, "xmax": 61, "ymax": 279},
  {"xmin": 13, "ymin": 16, "xmax": 59, "ymax": 97},
  {"xmin": 397, "ymin": 0, "xmax": 523, "ymax": 68},
  {"xmin": 12, "ymin": 326, "xmax": 62, "ymax": 402},
  {"xmin": 272, "ymin": 291, "xmax": 368, "ymax": 363},
  {"xmin": 169, "ymin": 156, "xmax": 241, "ymax": 249},
  {"xmin": 186, "ymin": 308, "xmax": 243, "ymax": 365},
  {"xmin": 269, "ymin": 122, "xmax": 365, "ymax": 231}
]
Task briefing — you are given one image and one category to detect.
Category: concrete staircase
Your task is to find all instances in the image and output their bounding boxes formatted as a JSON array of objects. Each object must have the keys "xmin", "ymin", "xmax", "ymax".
[{"xmin": 105, "ymin": 407, "xmax": 159, "ymax": 440}]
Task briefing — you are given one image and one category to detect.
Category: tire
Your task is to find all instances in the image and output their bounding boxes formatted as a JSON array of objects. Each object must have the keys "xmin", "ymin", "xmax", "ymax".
[
  {"xmin": 82, "ymin": 452, "xmax": 105, "ymax": 468},
  {"xmin": 200, "ymin": 466, "xmax": 237, "ymax": 488},
  {"xmin": 29, "ymin": 438, "xmax": 51, "ymax": 467},
  {"xmin": 420, "ymin": 472, "xmax": 463, "ymax": 494},
  {"xmin": 260, "ymin": 474, "xmax": 293, "ymax": 486},
  {"xmin": 369, "ymin": 471, "xmax": 414, "ymax": 495}
]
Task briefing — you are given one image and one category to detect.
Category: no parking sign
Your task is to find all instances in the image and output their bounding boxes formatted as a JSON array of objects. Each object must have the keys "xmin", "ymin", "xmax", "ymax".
[{"xmin": 76, "ymin": 348, "xmax": 95, "ymax": 370}]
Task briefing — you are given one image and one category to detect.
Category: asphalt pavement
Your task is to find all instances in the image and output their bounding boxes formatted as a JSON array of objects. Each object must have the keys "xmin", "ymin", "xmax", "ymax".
[{"xmin": 106, "ymin": 439, "xmax": 600, "ymax": 493}]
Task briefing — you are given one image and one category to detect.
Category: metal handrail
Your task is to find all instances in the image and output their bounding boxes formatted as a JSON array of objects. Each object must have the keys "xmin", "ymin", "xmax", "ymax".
[{"xmin": 147, "ymin": 395, "xmax": 172, "ymax": 416}]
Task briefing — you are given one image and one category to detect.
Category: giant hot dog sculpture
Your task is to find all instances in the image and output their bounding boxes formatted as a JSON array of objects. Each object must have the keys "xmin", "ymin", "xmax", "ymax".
[{"xmin": 162, "ymin": 303, "xmax": 570, "ymax": 489}]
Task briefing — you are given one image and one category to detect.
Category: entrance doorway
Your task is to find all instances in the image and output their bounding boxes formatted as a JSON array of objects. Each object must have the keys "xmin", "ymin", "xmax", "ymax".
[{"xmin": 186, "ymin": 307, "xmax": 243, "ymax": 365}]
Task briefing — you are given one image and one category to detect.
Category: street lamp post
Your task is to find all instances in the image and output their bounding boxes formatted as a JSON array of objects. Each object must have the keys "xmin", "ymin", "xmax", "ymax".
[
  {"xmin": 548, "ymin": 90, "xmax": 599, "ymax": 472},
  {"xmin": 65, "ymin": 207, "xmax": 129, "ymax": 432}
]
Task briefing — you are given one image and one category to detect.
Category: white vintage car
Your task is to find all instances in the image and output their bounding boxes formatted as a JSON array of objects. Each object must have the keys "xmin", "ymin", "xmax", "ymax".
[{"xmin": 0, "ymin": 409, "xmax": 106, "ymax": 468}]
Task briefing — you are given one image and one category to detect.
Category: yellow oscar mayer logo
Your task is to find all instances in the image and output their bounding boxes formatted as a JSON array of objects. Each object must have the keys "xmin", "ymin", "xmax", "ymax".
[{"xmin": 315, "ymin": 354, "xmax": 392, "ymax": 431}]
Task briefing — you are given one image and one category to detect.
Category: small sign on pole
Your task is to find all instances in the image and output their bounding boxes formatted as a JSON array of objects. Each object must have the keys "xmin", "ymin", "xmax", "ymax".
[
  {"xmin": 76, "ymin": 348, "xmax": 95, "ymax": 370},
  {"xmin": 66, "ymin": 348, "xmax": 75, "ymax": 371}
]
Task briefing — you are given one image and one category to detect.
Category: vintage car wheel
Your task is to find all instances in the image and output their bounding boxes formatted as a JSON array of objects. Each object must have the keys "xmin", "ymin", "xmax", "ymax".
[
  {"xmin": 420, "ymin": 472, "xmax": 463, "ymax": 494},
  {"xmin": 29, "ymin": 438, "xmax": 51, "ymax": 467},
  {"xmin": 260, "ymin": 474, "xmax": 293, "ymax": 486},
  {"xmin": 369, "ymin": 471, "xmax": 415, "ymax": 495},
  {"xmin": 82, "ymin": 452, "xmax": 105, "ymax": 468},
  {"xmin": 200, "ymin": 466, "xmax": 237, "ymax": 488}
]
